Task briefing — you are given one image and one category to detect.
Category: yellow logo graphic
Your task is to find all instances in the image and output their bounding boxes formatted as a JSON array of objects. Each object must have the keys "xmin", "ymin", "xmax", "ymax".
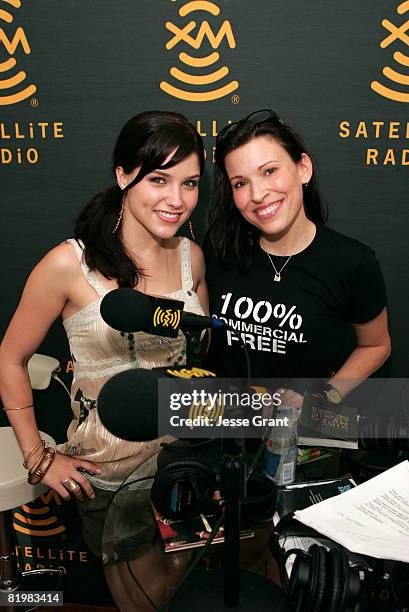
[
  {"xmin": 371, "ymin": 0, "xmax": 409, "ymax": 102},
  {"xmin": 188, "ymin": 396, "xmax": 224, "ymax": 427},
  {"xmin": 153, "ymin": 306, "xmax": 182, "ymax": 330},
  {"xmin": 13, "ymin": 491, "xmax": 66, "ymax": 537},
  {"xmin": 0, "ymin": 0, "xmax": 36, "ymax": 105},
  {"xmin": 160, "ymin": 0, "xmax": 238, "ymax": 102},
  {"xmin": 165, "ymin": 366, "xmax": 216, "ymax": 378}
]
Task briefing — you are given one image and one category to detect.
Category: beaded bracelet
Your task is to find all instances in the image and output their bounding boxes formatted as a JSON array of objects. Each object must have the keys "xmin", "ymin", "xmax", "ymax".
[{"xmin": 27, "ymin": 447, "xmax": 55, "ymax": 485}]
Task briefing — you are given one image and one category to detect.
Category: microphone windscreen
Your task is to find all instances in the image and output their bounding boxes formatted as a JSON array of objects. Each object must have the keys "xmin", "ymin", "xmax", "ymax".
[
  {"xmin": 98, "ymin": 368, "xmax": 166, "ymax": 441},
  {"xmin": 100, "ymin": 288, "xmax": 153, "ymax": 333}
]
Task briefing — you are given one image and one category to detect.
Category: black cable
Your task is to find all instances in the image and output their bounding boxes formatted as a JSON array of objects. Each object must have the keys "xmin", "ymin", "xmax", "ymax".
[
  {"xmin": 104, "ymin": 469, "xmax": 224, "ymax": 612},
  {"xmin": 126, "ymin": 559, "xmax": 158, "ymax": 611},
  {"xmin": 103, "ymin": 472, "xmax": 157, "ymax": 608},
  {"xmin": 103, "ymin": 326, "xmax": 250, "ymax": 612},
  {"xmin": 219, "ymin": 322, "xmax": 252, "ymax": 380},
  {"xmin": 157, "ymin": 509, "xmax": 225, "ymax": 612},
  {"xmin": 247, "ymin": 419, "xmax": 272, "ymax": 477},
  {"xmin": 270, "ymin": 531, "xmax": 293, "ymax": 595},
  {"xmin": 239, "ymin": 334, "xmax": 251, "ymax": 380},
  {"xmin": 160, "ymin": 438, "xmax": 223, "ymax": 452},
  {"xmin": 276, "ymin": 543, "xmax": 291, "ymax": 595}
]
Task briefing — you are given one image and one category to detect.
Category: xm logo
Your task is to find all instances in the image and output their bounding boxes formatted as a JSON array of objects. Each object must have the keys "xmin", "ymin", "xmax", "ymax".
[
  {"xmin": 0, "ymin": 0, "xmax": 36, "ymax": 105},
  {"xmin": 160, "ymin": 0, "xmax": 239, "ymax": 102},
  {"xmin": 371, "ymin": 0, "xmax": 409, "ymax": 102},
  {"xmin": 13, "ymin": 490, "xmax": 66, "ymax": 537}
]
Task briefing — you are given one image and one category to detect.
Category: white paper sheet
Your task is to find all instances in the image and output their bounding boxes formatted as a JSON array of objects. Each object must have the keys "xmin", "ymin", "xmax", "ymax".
[{"xmin": 294, "ymin": 460, "xmax": 409, "ymax": 562}]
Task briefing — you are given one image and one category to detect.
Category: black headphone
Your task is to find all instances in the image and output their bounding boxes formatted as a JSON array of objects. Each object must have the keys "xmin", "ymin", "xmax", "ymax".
[
  {"xmin": 390, "ymin": 561, "xmax": 409, "ymax": 610},
  {"xmin": 151, "ymin": 453, "xmax": 277, "ymax": 524},
  {"xmin": 151, "ymin": 458, "xmax": 217, "ymax": 520},
  {"xmin": 286, "ymin": 544, "xmax": 362, "ymax": 612},
  {"xmin": 270, "ymin": 514, "xmax": 368, "ymax": 612},
  {"xmin": 358, "ymin": 413, "xmax": 409, "ymax": 453}
]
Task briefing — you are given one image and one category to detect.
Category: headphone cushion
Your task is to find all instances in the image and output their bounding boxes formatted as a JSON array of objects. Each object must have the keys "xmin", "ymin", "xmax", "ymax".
[
  {"xmin": 323, "ymin": 547, "xmax": 343, "ymax": 611},
  {"xmin": 313, "ymin": 546, "xmax": 327, "ymax": 612},
  {"xmin": 386, "ymin": 415, "xmax": 397, "ymax": 453},
  {"xmin": 151, "ymin": 459, "xmax": 215, "ymax": 519},
  {"xmin": 373, "ymin": 415, "xmax": 388, "ymax": 450},
  {"xmin": 338, "ymin": 548, "xmax": 351, "ymax": 612},
  {"xmin": 399, "ymin": 414, "xmax": 409, "ymax": 451},
  {"xmin": 358, "ymin": 416, "xmax": 370, "ymax": 450},
  {"xmin": 288, "ymin": 552, "xmax": 311, "ymax": 610},
  {"xmin": 305, "ymin": 545, "xmax": 320, "ymax": 607}
]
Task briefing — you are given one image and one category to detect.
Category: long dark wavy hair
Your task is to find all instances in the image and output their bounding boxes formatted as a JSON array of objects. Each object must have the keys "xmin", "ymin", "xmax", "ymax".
[
  {"xmin": 206, "ymin": 110, "xmax": 327, "ymax": 269},
  {"xmin": 75, "ymin": 111, "xmax": 205, "ymax": 287}
]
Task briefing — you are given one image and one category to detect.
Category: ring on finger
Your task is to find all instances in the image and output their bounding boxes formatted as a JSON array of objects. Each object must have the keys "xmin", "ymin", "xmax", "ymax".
[{"xmin": 63, "ymin": 478, "xmax": 80, "ymax": 493}]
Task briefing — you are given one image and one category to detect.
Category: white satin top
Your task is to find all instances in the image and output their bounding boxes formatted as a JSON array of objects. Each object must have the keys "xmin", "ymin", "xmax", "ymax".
[{"xmin": 58, "ymin": 237, "xmax": 204, "ymax": 490}]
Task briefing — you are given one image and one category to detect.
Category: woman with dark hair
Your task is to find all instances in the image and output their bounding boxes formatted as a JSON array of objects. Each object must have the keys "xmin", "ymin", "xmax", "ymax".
[
  {"xmin": 205, "ymin": 110, "xmax": 390, "ymax": 402},
  {"xmin": 0, "ymin": 111, "xmax": 207, "ymax": 606}
]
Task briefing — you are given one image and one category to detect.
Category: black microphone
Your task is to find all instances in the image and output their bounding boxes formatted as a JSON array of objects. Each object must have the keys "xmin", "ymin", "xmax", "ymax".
[
  {"xmin": 98, "ymin": 368, "xmax": 165, "ymax": 441},
  {"xmin": 98, "ymin": 365, "xmax": 217, "ymax": 441},
  {"xmin": 100, "ymin": 287, "xmax": 225, "ymax": 337}
]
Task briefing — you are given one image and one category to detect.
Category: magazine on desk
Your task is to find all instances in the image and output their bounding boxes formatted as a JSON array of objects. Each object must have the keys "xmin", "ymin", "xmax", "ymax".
[
  {"xmin": 152, "ymin": 505, "xmax": 254, "ymax": 553},
  {"xmin": 298, "ymin": 391, "xmax": 358, "ymax": 449},
  {"xmin": 275, "ymin": 476, "xmax": 356, "ymax": 521}
]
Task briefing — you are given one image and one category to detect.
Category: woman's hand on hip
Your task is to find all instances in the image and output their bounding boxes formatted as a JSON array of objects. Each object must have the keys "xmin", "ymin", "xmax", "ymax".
[{"xmin": 41, "ymin": 452, "xmax": 102, "ymax": 501}]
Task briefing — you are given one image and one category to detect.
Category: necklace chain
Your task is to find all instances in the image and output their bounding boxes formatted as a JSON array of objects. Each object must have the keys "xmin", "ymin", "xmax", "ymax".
[
  {"xmin": 266, "ymin": 253, "xmax": 292, "ymax": 282},
  {"xmin": 264, "ymin": 227, "xmax": 311, "ymax": 283}
]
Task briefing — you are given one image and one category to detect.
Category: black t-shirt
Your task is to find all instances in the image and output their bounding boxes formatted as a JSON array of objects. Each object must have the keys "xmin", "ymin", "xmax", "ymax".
[{"xmin": 205, "ymin": 225, "xmax": 386, "ymax": 379}]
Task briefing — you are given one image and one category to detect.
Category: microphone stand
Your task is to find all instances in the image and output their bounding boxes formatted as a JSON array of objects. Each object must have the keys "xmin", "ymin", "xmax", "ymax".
[
  {"xmin": 166, "ymin": 327, "xmax": 289, "ymax": 608},
  {"xmin": 221, "ymin": 438, "xmax": 246, "ymax": 608},
  {"xmin": 169, "ymin": 437, "xmax": 291, "ymax": 611},
  {"xmin": 181, "ymin": 327, "xmax": 203, "ymax": 369}
]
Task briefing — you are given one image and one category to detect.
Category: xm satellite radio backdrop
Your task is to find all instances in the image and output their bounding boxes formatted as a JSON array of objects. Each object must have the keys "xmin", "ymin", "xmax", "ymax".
[
  {"xmin": 0, "ymin": 0, "xmax": 408, "ymax": 376},
  {"xmin": 0, "ymin": 0, "xmax": 408, "ymax": 602}
]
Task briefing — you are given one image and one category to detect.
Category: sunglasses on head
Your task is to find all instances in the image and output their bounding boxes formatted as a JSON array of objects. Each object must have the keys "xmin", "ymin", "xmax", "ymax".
[{"xmin": 216, "ymin": 108, "xmax": 284, "ymax": 141}]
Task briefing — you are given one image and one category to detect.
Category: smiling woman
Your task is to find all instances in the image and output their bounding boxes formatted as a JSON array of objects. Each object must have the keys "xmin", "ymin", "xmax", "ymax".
[
  {"xmin": 205, "ymin": 109, "xmax": 391, "ymax": 403},
  {"xmin": 116, "ymin": 151, "xmax": 200, "ymax": 242},
  {"xmin": 0, "ymin": 111, "xmax": 208, "ymax": 606}
]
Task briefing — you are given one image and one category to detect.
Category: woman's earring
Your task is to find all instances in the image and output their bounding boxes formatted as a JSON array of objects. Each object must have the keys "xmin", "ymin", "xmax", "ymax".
[
  {"xmin": 188, "ymin": 220, "xmax": 196, "ymax": 241},
  {"xmin": 303, "ymin": 181, "xmax": 309, "ymax": 188},
  {"xmin": 112, "ymin": 193, "xmax": 125, "ymax": 234}
]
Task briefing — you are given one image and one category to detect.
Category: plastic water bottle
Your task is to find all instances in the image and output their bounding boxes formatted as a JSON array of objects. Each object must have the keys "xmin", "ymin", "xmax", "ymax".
[{"xmin": 264, "ymin": 406, "xmax": 300, "ymax": 486}]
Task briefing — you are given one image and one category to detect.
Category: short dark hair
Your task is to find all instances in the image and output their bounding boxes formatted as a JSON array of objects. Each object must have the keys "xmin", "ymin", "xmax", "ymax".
[
  {"xmin": 75, "ymin": 111, "xmax": 205, "ymax": 287},
  {"xmin": 206, "ymin": 110, "xmax": 327, "ymax": 269}
]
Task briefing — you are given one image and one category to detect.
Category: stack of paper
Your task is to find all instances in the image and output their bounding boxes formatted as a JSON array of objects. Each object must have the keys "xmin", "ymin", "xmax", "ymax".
[{"xmin": 294, "ymin": 460, "xmax": 409, "ymax": 562}]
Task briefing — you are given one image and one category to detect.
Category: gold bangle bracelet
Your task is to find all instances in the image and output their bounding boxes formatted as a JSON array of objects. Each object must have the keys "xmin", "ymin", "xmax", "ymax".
[
  {"xmin": 3, "ymin": 403, "xmax": 34, "ymax": 412},
  {"xmin": 27, "ymin": 448, "xmax": 55, "ymax": 485},
  {"xmin": 28, "ymin": 448, "xmax": 48, "ymax": 479},
  {"xmin": 25, "ymin": 445, "xmax": 47, "ymax": 472},
  {"xmin": 27, "ymin": 449, "xmax": 55, "ymax": 485},
  {"xmin": 23, "ymin": 439, "xmax": 46, "ymax": 469}
]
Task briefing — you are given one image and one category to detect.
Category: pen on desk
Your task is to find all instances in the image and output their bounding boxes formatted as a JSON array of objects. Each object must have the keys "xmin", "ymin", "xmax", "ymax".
[{"xmin": 200, "ymin": 513, "xmax": 212, "ymax": 533}]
